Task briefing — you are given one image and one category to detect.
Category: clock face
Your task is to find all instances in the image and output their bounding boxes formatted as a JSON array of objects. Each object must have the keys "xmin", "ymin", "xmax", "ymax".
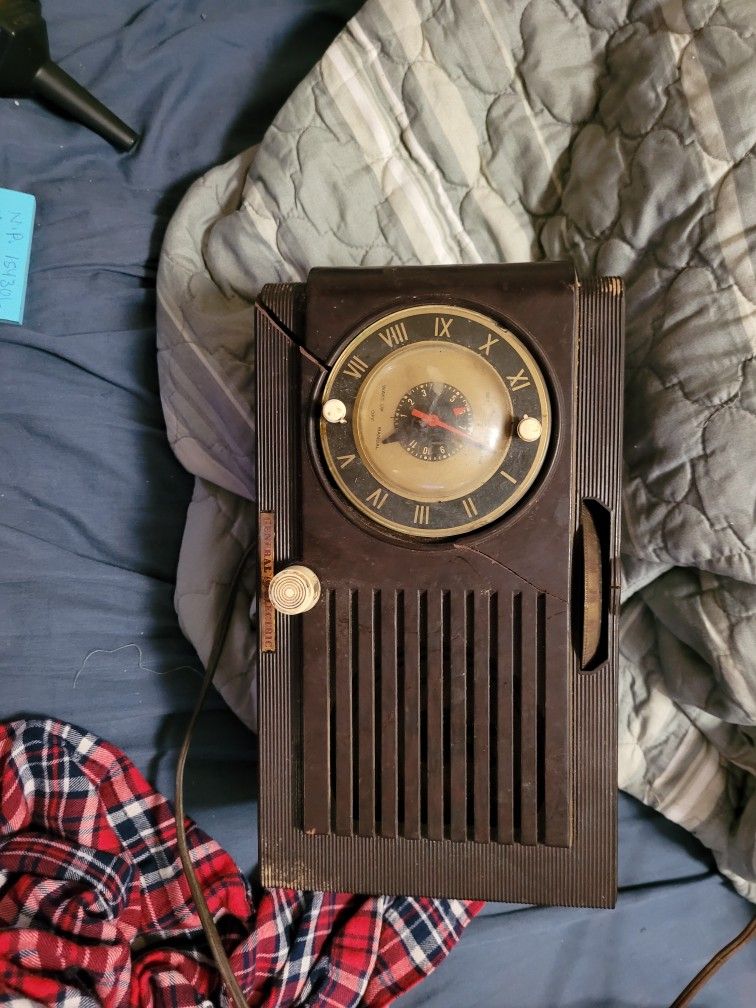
[{"xmin": 318, "ymin": 304, "xmax": 552, "ymax": 538}]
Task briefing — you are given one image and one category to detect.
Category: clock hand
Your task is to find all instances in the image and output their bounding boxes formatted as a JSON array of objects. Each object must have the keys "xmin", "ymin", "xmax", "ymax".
[
  {"xmin": 410, "ymin": 408, "xmax": 482, "ymax": 445},
  {"xmin": 381, "ymin": 430, "xmax": 401, "ymax": 445}
]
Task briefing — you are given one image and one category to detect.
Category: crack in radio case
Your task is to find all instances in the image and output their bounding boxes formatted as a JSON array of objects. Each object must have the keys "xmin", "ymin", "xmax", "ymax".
[{"xmin": 255, "ymin": 262, "xmax": 623, "ymax": 906}]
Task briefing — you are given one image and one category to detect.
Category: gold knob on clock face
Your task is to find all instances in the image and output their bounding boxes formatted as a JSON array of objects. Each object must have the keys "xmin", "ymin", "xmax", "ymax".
[
  {"xmin": 318, "ymin": 304, "xmax": 551, "ymax": 538},
  {"xmin": 322, "ymin": 398, "xmax": 347, "ymax": 423},
  {"xmin": 268, "ymin": 565, "xmax": 321, "ymax": 615},
  {"xmin": 517, "ymin": 415, "xmax": 542, "ymax": 442}
]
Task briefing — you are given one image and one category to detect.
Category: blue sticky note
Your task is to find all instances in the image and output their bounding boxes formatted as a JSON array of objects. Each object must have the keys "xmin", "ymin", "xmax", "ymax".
[{"xmin": 0, "ymin": 188, "xmax": 36, "ymax": 325}]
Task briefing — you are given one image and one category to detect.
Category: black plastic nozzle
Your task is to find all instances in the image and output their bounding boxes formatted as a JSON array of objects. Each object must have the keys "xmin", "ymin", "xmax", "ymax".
[{"xmin": 0, "ymin": 0, "xmax": 139, "ymax": 151}]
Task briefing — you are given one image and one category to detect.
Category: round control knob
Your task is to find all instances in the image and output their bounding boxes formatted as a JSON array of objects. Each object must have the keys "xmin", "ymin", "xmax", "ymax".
[
  {"xmin": 322, "ymin": 398, "xmax": 347, "ymax": 423},
  {"xmin": 516, "ymin": 415, "xmax": 542, "ymax": 442},
  {"xmin": 268, "ymin": 565, "xmax": 321, "ymax": 615}
]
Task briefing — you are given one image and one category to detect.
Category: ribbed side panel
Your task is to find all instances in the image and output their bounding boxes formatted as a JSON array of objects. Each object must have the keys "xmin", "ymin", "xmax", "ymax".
[
  {"xmin": 575, "ymin": 278, "xmax": 624, "ymax": 509},
  {"xmin": 571, "ymin": 276, "xmax": 624, "ymax": 897},
  {"xmin": 257, "ymin": 286, "xmax": 302, "ymax": 861}
]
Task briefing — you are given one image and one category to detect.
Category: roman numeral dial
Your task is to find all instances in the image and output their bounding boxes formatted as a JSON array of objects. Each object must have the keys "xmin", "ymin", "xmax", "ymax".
[
  {"xmin": 343, "ymin": 355, "xmax": 368, "ymax": 379},
  {"xmin": 319, "ymin": 303, "xmax": 551, "ymax": 538},
  {"xmin": 378, "ymin": 322, "xmax": 408, "ymax": 347},
  {"xmin": 413, "ymin": 504, "xmax": 431, "ymax": 525}
]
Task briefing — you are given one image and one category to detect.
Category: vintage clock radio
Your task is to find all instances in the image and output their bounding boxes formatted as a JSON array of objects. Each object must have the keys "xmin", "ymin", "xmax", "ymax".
[{"xmin": 255, "ymin": 262, "xmax": 623, "ymax": 906}]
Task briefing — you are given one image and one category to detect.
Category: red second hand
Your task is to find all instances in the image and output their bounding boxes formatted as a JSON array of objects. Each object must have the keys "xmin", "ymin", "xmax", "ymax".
[{"xmin": 411, "ymin": 407, "xmax": 479, "ymax": 442}]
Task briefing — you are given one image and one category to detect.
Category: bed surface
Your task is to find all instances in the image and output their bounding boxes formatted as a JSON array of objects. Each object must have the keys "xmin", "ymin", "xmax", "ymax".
[{"xmin": 0, "ymin": 1, "xmax": 753, "ymax": 1005}]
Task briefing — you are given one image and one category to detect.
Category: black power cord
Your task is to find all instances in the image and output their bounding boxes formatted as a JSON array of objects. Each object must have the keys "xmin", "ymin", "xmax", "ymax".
[{"xmin": 174, "ymin": 543, "xmax": 256, "ymax": 1008}]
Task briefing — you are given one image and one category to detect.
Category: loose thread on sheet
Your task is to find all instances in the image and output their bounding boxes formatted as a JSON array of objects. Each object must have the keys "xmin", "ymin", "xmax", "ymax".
[{"xmin": 73, "ymin": 643, "xmax": 201, "ymax": 687}]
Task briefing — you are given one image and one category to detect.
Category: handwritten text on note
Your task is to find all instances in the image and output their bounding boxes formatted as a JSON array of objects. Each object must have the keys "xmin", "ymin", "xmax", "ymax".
[{"xmin": 0, "ymin": 188, "xmax": 36, "ymax": 325}]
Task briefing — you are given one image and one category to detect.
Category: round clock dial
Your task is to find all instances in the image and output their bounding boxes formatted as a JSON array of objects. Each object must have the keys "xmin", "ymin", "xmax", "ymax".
[
  {"xmin": 318, "ymin": 304, "xmax": 551, "ymax": 538},
  {"xmin": 393, "ymin": 382, "xmax": 472, "ymax": 461}
]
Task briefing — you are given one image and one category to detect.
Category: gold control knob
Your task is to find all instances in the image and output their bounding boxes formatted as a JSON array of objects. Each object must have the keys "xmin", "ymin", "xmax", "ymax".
[
  {"xmin": 517, "ymin": 415, "xmax": 542, "ymax": 442},
  {"xmin": 322, "ymin": 398, "xmax": 347, "ymax": 423},
  {"xmin": 268, "ymin": 565, "xmax": 321, "ymax": 615}
]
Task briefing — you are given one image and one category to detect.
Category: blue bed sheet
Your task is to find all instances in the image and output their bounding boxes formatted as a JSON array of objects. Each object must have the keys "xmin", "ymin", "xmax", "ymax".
[
  {"xmin": 0, "ymin": 2, "xmax": 752, "ymax": 1005},
  {"xmin": 0, "ymin": 0, "xmax": 363, "ymax": 867}
]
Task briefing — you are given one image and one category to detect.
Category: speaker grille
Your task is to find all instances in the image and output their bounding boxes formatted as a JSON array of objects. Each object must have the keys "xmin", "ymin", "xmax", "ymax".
[{"xmin": 304, "ymin": 585, "xmax": 560, "ymax": 846}]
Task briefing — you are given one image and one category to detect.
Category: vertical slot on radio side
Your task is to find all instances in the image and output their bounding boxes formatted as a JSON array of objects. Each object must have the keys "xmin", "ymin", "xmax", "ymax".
[{"xmin": 573, "ymin": 500, "xmax": 611, "ymax": 671}]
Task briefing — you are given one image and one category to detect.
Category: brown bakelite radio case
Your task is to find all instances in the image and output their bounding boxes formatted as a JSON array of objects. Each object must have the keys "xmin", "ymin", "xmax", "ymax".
[{"xmin": 255, "ymin": 262, "xmax": 623, "ymax": 906}]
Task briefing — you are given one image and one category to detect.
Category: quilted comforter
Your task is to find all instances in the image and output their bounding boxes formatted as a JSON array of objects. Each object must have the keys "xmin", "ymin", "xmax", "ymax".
[{"xmin": 156, "ymin": 0, "xmax": 756, "ymax": 900}]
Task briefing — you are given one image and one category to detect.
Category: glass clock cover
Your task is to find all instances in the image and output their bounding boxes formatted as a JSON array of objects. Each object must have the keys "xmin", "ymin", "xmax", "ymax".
[{"xmin": 319, "ymin": 304, "xmax": 551, "ymax": 538}]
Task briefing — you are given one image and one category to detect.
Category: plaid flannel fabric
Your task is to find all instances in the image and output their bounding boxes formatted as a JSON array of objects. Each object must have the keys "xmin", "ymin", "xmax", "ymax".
[{"xmin": 0, "ymin": 719, "xmax": 481, "ymax": 1006}]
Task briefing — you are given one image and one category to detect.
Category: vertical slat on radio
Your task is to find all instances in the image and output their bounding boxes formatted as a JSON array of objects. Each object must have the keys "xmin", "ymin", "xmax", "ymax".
[
  {"xmin": 519, "ymin": 591, "xmax": 539, "ymax": 845},
  {"xmin": 496, "ymin": 593, "xmax": 514, "ymax": 843},
  {"xmin": 301, "ymin": 596, "xmax": 330, "ymax": 834},
  {"xmin": 357, "ymin": 590, "xmax": 376, "ymax": 836},
  {"xmin": 334, "ymin": 590, "xmax": 354, "ymax": 835},
  {"xmin": 449, "ymin": 590, "xmax": 468, "ymax": 843},
  {"xmin": 403, "ymin": 591, "xmax": 421, "ymax": 839},
  {"xmin": 473, "ymin": 591, "xmax": 491, "ymax": 843},
  {"xmin": 380, "ymin": 591, "xmax": 398, "ymax": 838},
  {"xmin": 425, "ymin": 590, "xmax": 444, "ymax": 840}
]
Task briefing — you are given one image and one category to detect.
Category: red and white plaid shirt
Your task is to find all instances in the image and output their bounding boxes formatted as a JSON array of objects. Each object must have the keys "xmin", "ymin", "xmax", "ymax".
[{"xmin": 0, "ymin": 718, "xmax": 481, "ymax": 1006}]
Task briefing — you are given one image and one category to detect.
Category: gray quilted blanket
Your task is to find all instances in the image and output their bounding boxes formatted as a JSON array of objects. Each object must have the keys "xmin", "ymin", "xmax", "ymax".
[{"xmin": 156, "ymin": 0, "xmax": 756, "ymax": 901}]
